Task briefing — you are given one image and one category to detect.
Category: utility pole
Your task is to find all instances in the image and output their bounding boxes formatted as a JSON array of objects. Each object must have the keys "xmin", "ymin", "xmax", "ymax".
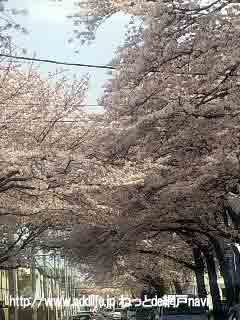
[
  {"xmin": 8, "ymin": 229, "xmax": 18, "ymax": 320},
  {"xmin": 32, "ymin": 255, "xmax": 37, "ymax": 320}
]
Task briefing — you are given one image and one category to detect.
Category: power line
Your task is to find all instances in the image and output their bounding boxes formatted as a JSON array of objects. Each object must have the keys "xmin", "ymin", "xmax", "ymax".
[
  {"xmin": 0, "ymin": 54, "xmax": 116, "ymax": 70},
  {"xmin": 0, "ymin": 111, "xmax": 239, "ymax": 124},
  {"xmin": 0, "ymin": 54, "xmax": 239, "ymax": 77},
  {"xmin": 0, "ymin": 119, "xmax": 105, "ymax": 123},
  {"xmin": 0, "ymin": 103, "xmax": 104, "ymax": 107},
  {"xmin": 0, "ymin": 119, "xmax": 103, "ymax": 123},
  {"xmin": 1, "ymin": 54, "xmax": 239, "ymax": 79}
]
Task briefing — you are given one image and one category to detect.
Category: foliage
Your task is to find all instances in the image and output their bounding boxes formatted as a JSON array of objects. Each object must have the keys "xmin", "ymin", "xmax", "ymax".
[
  {"xmin": 2, "ymin": 1, "xmax": 240, "ymax": 316},
  {"xmin": 0, "ymin": 56, "xmax": 108, "ymax": 267},
  {"xmin": 56, "ymin": 0, "xmax": 240, "ymax": 313}
]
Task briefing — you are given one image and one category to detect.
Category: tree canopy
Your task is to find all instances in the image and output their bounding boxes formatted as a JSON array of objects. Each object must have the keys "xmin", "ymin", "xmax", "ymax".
[{"xmin": 1, "ymin": 1, "xmax": 240, "ymax": 317}]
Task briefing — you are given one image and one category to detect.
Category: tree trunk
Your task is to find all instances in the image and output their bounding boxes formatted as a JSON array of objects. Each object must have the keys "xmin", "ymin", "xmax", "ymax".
[
  {"xmin": 202, "ymin": 247, "xmax": 222, "ymax": 318},
  {"xmin": 173, "ymin": 280, "xmax": 183, "ymax": 294},
  {"xmin": 210, "ymin": 237, "xmax": 234, "ymax": 309},
  {"xmin": 226, "ymin": 206, "xmax": 240, "ymax": 229},
  {"xmin": 193, "ymin": 247, "xmax": 207, "ymax": 298},
  {"xmin": 231, "ymin": 245, "xmax": 240, "ymax": 304}
]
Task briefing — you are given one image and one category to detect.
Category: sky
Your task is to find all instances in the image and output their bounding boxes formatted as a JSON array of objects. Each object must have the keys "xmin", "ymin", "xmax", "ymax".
[{"xmin": 4, "ymin": 0, "xmax": 130, "ymax": 111}]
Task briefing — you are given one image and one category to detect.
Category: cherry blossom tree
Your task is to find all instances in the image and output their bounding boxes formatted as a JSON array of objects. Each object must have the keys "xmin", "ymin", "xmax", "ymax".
[
  {"xmin": 64, "ymin": 0, "xmax": 240, "ymax": 316},
  {"xmin": 0, "ymin": 57, "xmax": 111, "ymax": 268}
]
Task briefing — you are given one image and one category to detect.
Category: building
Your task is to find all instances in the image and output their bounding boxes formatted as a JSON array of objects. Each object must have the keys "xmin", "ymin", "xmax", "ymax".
[{"xmin": 0, "ymin": 254, "xmax": 81, "ymax": 320}]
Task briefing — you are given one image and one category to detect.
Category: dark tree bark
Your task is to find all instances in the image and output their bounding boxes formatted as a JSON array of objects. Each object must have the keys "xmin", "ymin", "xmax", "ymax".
[
  {"xmin": 153, "ymin": 277, "xmax": 166, "ymax": 297},
  {"xmin": 173, "ymin": 280, "xmax": 183, "ymax": 294},
  {"xmin": 193, "ymin": 246, "xmax": 207, "ymax": 298},
  {"xmin": 225, "ymin": 206, "xmax": 240, "ymax": 229},
  {"xmin": 202, "ymin": 246, "xmax": 222, "ymax": 318},
  {"xmin": 210, "ymin": 237, "xmax": 235, "ymax": 309},
  {"xmin": 231, "ymin": 245, "xmax": 240, "ymax": 304},
  {"xmin": 139, "ymin": 275, "xmax": 166, "ymax": 299}
]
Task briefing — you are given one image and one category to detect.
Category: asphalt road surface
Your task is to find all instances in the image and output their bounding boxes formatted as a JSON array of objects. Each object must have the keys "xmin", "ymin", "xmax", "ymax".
[
  {"xmin": 161, "ymin": 315, "xmax": 208, "ymax": 320},
  {"xmin": 95, "ymin": 313, "xmax": 109, "ymax": 320},
  {"xmin": 99, "ymin": 313, "xmax": 208, "ymax": 320}
]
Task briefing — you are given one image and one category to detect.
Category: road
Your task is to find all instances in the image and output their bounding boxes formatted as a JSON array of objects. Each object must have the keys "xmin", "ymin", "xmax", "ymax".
[
  {"xmin": 95, "ymin": 313, "xmax": 109, "ymax": 320},
  {"xmin": 97, "ymin": 313, "xmax": 208, "ymax": 320},
  {"xmin": 161, "ymin": 315, "xmax": 208, "ymax": 320}
]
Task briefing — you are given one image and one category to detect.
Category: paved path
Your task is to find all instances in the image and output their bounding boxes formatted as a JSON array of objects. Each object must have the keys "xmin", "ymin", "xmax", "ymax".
[
  {"xmin": 161, "ymin": 315, "xmax": 208, "ymax": 320},
  {"xmin": 97, "ymin": 312, "xmax": 208, "ymax": 320}
]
